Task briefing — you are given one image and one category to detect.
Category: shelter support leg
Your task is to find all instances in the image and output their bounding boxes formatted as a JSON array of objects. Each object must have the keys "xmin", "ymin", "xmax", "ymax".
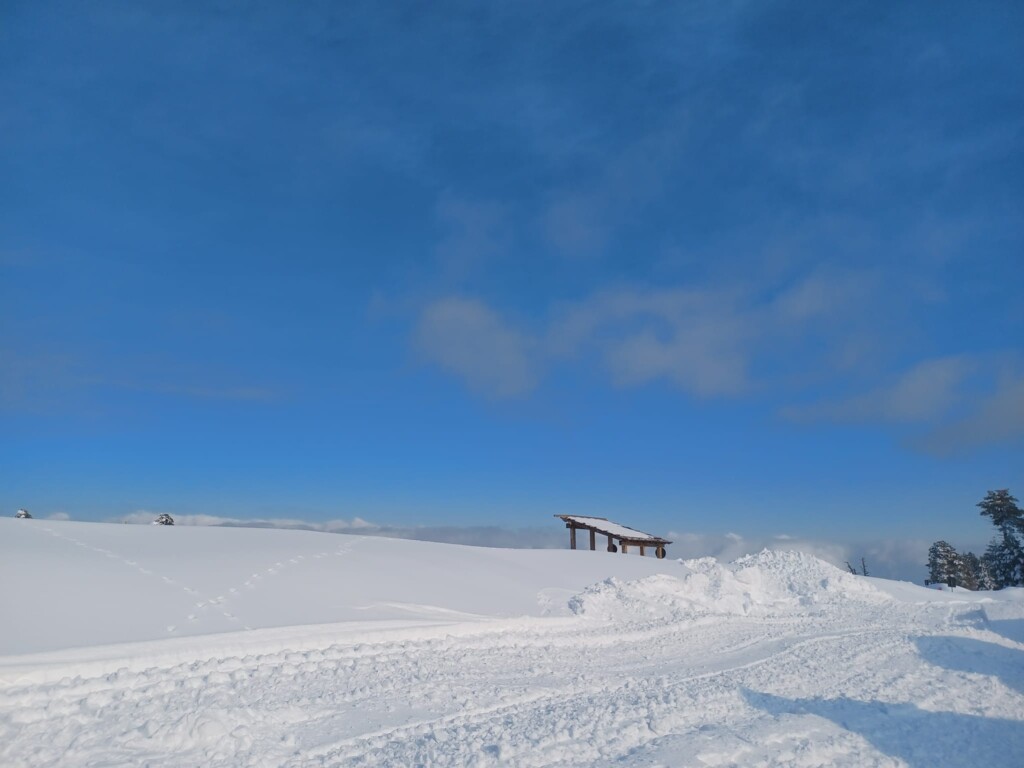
[
  {"xmin": 589, "ymin": 529, "xmax": 596, "ymax": 551},
  {"xmin": 570, "ymin": 526, "xmax": 576, "ymax": 550}
]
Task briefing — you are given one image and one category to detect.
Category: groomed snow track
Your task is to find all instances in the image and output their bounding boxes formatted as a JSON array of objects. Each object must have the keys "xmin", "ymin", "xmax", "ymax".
[{"xmin": 3, "ymin": 594, "xmax": 1024, "ymax": 766}]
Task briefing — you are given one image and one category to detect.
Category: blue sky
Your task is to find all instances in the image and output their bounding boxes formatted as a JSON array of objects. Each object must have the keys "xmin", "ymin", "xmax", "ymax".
[{"xmin": 2, "ymin": 1, "xmax": 1022, "ymax": 577}]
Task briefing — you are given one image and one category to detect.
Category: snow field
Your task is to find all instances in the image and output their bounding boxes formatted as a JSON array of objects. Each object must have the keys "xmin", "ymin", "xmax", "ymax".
[{"xmin": 1, "ymin": 519, "xmax": 1023, "ymax": 767}]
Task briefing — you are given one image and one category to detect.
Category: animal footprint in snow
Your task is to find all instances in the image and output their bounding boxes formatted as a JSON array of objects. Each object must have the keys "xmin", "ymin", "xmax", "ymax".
[
  {"xmin": 162, "ymin": 576, "xmax": 175, "ymax": 584},
  {"xmin": 188, "ymin": 614, "xmax": 198, "ymax": 622},
  {"xmin": 166, "ymin": 625, "xmax": 176, "ymax": 633}
]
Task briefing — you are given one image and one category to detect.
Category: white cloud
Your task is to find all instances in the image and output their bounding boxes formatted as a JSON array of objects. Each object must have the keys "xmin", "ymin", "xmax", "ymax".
[
  {"xmin": 411, "ymin": 279, "xmax": 1018, "ymax": 455},
  {"xmin": 916, "ymin": 372, "xmax": 1024, "ymax": 455},
  {"xmin": 415, "ymin": 276, "xmax": 867, "ymax": 401},
  {"xmin": 783, "ymin": 356, "xmax": 974, "ymax": 424},
  {"xmin": 549, "ymin": 285, "xmax": 757, "ymax": 397},
  {"xmin": 415, "ymin": 297, "xmax": 538, "ymax": 398}
]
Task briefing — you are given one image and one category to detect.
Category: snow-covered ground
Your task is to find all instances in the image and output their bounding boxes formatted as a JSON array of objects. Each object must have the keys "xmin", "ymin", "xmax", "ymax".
[{"xmin": 2, "ymin": 518, "xmax": 1023, "ymax": 767}]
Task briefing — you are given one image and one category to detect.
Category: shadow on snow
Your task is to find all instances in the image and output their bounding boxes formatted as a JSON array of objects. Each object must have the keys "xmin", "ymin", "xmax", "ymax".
[
  {"xmin": 742, "ymin": 688, "xmax": 1024, "ymax": 767},
  {"xmin": 914, "ymin": 634, "xmax": 1024, "ymax": 697}
]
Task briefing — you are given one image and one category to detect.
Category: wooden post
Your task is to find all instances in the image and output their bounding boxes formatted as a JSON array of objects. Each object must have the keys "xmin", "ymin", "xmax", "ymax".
[
  {"xmin": 607, "ymin": 534, "xmax": 616, "ymax": 552},
  {"xmin": 621, "ymin": 541, "xmax": 628, "ymax": 554},
  {"xmin": 570, "ymin": 525, "xmax": 577, "ymax": 550},
  {"xmin": 640, "ymin": 544, "xmax": 646, "ymax": 557},
  {"xmin": 589, "ymin": 529, "xmax": 596, "ymax": 551}
]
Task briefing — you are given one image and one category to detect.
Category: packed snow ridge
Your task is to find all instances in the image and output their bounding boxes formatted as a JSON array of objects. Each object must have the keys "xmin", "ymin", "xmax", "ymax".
[{"xmin": 1, "ymin": 519, "xmax": 1023, "ymax": 767}]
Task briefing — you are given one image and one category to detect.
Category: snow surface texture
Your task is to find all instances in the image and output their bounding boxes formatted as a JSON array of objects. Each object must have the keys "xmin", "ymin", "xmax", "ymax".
[{"xmin": 2, "ymin": 518, "xmax": 1023, "ymax": 767}]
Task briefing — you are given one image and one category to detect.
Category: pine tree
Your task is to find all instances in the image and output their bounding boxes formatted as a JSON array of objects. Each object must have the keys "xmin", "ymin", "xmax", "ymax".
[
  {"xmin": 984, "ymin": 534, "xmax": 1024, "ymax": 588},
  {"xmin": 975, "ymin": 553, "xmax": 998, "ymax": 590},
  {"xmin": 956, "ymin": 552, "xmax": 981, "ymax": 591},
  {"xmin": 977, "ymin": 490, "xmax": 1024, "ymax": 588},
  {"xmin": 927, "ymin": 541, "xmax": 959, "ymax": 585},
  {"xmin": 978, "ymin": 489, "xmax": 1024, "ymax": 535}
]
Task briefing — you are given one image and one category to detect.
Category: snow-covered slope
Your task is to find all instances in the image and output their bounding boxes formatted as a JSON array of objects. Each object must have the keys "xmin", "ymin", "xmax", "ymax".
[{"xmin": 2, "ymin": 518, "xmax": 1023, "ymax": 767}]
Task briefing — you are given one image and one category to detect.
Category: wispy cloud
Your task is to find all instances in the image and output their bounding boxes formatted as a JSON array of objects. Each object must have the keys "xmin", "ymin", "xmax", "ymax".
[
  {"xmin": 0, "ymin": 345, "xmax": 278, "ymax": 414},
  {"xmin": 413, "ymin": 276, "xmax": 1021, "ymax": 456},
  {"xmin": 415, "ymin": 266, "xmax": 879, "ymax": 401},
  {"xmin": 783, "ymin": 356, "xmax": 975, "ymax": 425},
  {"xmin": 414, "ymin": 297, "xmax": 538, "ymax": 398},
  {"xmin": 915, "ymin": 372, "xmax": 1024, "ymax": 455}
]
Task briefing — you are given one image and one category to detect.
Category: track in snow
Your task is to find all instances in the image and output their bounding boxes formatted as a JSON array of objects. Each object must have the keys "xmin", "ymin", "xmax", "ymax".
[{"xmin": 3, "ymin": 597, "xmax": 1022, "ymax": 768}]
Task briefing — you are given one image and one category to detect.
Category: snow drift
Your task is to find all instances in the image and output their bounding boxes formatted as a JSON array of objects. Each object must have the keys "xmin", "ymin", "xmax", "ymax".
[{"xmin": 569, "ymin": 550, "xmax": 889, "ymax": 623}]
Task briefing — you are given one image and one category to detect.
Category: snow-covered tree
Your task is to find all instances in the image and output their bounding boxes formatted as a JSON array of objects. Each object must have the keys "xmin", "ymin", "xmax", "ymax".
[
  {"xmin": 974, "ymin": 553, "xmax": 998, "ymax": 590},
  {"xmin": 984, "ymin": 535, "xmax": 1023, "ymax": 588},
  {"xmin": 978, "ymin": 489, "xmax": 1024, "ymax": 535},
  {"xmin": 927, "ymin": 540, "xmax": 959, "ymax": 585},
  {"xmin": 956, "ymin": 552, "xmax": 981, "ymax": 591},
  {"xmin": 978, "ymin": 490, "xmax": 1024, "ymax": 587}
]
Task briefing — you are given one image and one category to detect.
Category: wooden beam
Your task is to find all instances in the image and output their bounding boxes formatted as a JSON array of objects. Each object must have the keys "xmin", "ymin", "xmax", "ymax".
[
  {"xmin": 639, "ymin": 544, "xmax": 646, "ymax": 557},
  {"xmin": 621, "ymin": 541, "xmax": 628, "ymax": 554},
  {"xmin": 589, "ymin": 529, "xmax": 596, "ymax": 551},
  {"xmin": 570, "ymin": 526, "xmax": 577, "ymax": 550}
]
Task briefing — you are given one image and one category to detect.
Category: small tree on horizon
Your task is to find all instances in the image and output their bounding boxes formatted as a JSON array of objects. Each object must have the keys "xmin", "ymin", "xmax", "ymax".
[{"xmin": 927, "ymin": 540, "xmax": 959, "ymax": 585}]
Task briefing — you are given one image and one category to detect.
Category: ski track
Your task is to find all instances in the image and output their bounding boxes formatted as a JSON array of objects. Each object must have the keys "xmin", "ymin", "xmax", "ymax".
[
  {"xmin": 3, "ymin": 597, "xmax": 1022, "ymax": 768},
  {"xmin": 30, "ymin": 525, "xmax": 352, "ymax": 633}
]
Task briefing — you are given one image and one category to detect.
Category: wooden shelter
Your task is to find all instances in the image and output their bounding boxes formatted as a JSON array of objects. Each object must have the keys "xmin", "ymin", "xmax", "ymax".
[{"xmin": 555, "ymin": 515, "xmax": 671, "ymax": 559}]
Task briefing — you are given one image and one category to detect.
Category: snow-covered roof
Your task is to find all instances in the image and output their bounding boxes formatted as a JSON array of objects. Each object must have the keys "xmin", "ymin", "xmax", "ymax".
[{"xmin": 556, "ymin": 515, "xmax": 669, "ymax": 543}]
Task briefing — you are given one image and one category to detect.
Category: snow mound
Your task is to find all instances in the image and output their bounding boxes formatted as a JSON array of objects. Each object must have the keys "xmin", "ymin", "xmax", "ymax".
[{"xmin": 569, "ymin": 549, "xmax": 888, "ymax": 622}]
